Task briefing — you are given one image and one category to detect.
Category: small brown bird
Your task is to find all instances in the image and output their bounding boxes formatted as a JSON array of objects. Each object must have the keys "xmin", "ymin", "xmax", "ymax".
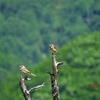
[
  {"xmin": 49, "ymin": 44, "xmax": 61, "ymax": 55},
  {"xmin": 20, "ymin": 65, "xmax": 36, "ymax": 77}
]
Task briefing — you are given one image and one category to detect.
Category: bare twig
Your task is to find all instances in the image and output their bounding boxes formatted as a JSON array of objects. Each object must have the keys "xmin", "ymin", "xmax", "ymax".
[
  {"xmin": 29, "ymin": 82, "xmax": 45, "ymax": 94},
  {"xmin": 19, "ymin": 75, "xmax": 45, "ymax": 100}
]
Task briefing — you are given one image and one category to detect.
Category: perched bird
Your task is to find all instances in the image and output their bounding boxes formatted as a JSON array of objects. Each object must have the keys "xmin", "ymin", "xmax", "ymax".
[
  {"xmin": 49, "ymin": 44, "xmax": 61, "ymax": 55},
  {"xmin": 20, "ymin": 65, "xmax": 36, "ymax": 77}
]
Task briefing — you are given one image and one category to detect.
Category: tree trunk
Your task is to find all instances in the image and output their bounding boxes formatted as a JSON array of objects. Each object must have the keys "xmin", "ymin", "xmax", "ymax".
[{"xmin": 48, "ymin": 53, "xmax": 63, "ymax": 100}]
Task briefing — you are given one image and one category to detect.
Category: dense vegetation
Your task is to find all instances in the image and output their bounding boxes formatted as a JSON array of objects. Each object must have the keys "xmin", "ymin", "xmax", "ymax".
[
  {"xmin": 0, "ymin": 0, "xmax": 100, "ymax": 100},
  {"xmin": 0, "ymin": 0, "xmax": 100, "ymax": 64},
  {"xmin": 0, "ymin": 32, "xmax": 100, "ymax": 100}
]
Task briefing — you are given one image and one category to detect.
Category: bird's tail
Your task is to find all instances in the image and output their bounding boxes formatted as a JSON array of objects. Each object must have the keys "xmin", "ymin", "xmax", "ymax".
[
  {"xmin": 31, "ymin": 73, "xmax": 36, "ymax": 77},
  {"xmin": 58, "ymin": 52, "xmax": 62, "ymax": 55}
]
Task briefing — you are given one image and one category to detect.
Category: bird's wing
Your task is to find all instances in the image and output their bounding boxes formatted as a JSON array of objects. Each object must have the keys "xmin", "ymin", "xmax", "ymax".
[
  {"xmin": 54, "ymin": 45, "xmax": 62, "ymax": 55},
  {"xmin": 25, "ymin": 68, "xmax": 31, "ymax": 73},
  {"xmin": 54, "ymin": 45, "xmax": 58, "ymax": 51},
  {"xmin": 22, "ymin": 67, "xmax": 31, "ymax": 74}
]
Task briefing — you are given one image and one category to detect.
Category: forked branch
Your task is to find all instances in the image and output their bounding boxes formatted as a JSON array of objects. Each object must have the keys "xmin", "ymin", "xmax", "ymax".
[{"xmin": 19, "ymin": 75, "xmax": 45, "ymax": 100}]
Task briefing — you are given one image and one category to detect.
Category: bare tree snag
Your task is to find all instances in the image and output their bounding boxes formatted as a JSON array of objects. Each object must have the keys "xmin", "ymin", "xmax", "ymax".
[
  {"xmin": 48, "ymin": 53, "xmax": 63, "ymax": 100},
  {"xmin": 19, "ymin": 75, "xmax": 45, "ymax": 100},
  {"xmin": 52, "ymin": 53, "xmax": 63, "ymax": 78},
  {"xmin": 19, "ymin": 76, "xmax": 31, "ymax": 100}
]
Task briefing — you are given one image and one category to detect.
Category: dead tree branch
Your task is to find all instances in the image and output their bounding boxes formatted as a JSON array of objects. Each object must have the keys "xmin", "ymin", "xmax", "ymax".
[
  {"xmin": 48, "ymin": 53, "xmax": 63, "ymax": 100},
  {"xmin": 19, "ymin": 75, "xmax": 31, "ymax": 100},
  {"xmin": 29, "ymin": 82, "xmax": 45, "ymax": 94},
  {"xmin": 52, "ymin": 53, "xmax": 63, "ymax": 79},
  {"xmin": 19, "ymin": 75, "xmax": 45, "ymax": 100}
]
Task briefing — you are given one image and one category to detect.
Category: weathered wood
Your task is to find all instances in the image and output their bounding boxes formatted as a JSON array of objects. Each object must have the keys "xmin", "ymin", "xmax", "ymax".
[
  {"xmin": 19, "ymin": 75, "xmax": 45, "ymax": 100},
  {"xmin": 48, "ymin": 53, "xmax": 63, "ymax": 100},
  {"xmin": 52, "ymin": 53, "xmax": 63, "ymax": 78},
  {"xmin": 19, "ymin": 75, "xmax": 31, "ymax": 100},
  {"xmin": 51, "ymin": 73, "xmax": 60, "ymax": 100}
]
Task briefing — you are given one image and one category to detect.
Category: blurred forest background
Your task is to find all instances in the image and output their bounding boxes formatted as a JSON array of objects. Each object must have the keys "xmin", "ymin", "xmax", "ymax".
[{"xmin": 0, "ymin": 0, "xmax": 100, "ymax": 100}]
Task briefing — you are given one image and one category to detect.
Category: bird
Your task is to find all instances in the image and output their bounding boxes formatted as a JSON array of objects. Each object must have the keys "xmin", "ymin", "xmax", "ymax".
[
  {"xmin": 49, "ymin": 44, "xmax": 61, "ymax": 55},
  {"xmin": 20, "ymin": 65, "xmax": 36, "ymax": 77}
]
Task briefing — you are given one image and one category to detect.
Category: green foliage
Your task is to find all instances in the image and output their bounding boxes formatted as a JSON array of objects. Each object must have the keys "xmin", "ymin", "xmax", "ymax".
[
  {"xmin": 0, "ymin": 0, "xmax": 100, "ymax": 99},
  {"xmin": 0, "ymin": 0, "xmax": 100, "ymax": 64},
  {"xmin": 0, "ymin": 32, "xmax": 100, "ymax": 100},
  {"xmin": 59, "ymin": 32, "xmax": 100, "ymax": 100}
]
